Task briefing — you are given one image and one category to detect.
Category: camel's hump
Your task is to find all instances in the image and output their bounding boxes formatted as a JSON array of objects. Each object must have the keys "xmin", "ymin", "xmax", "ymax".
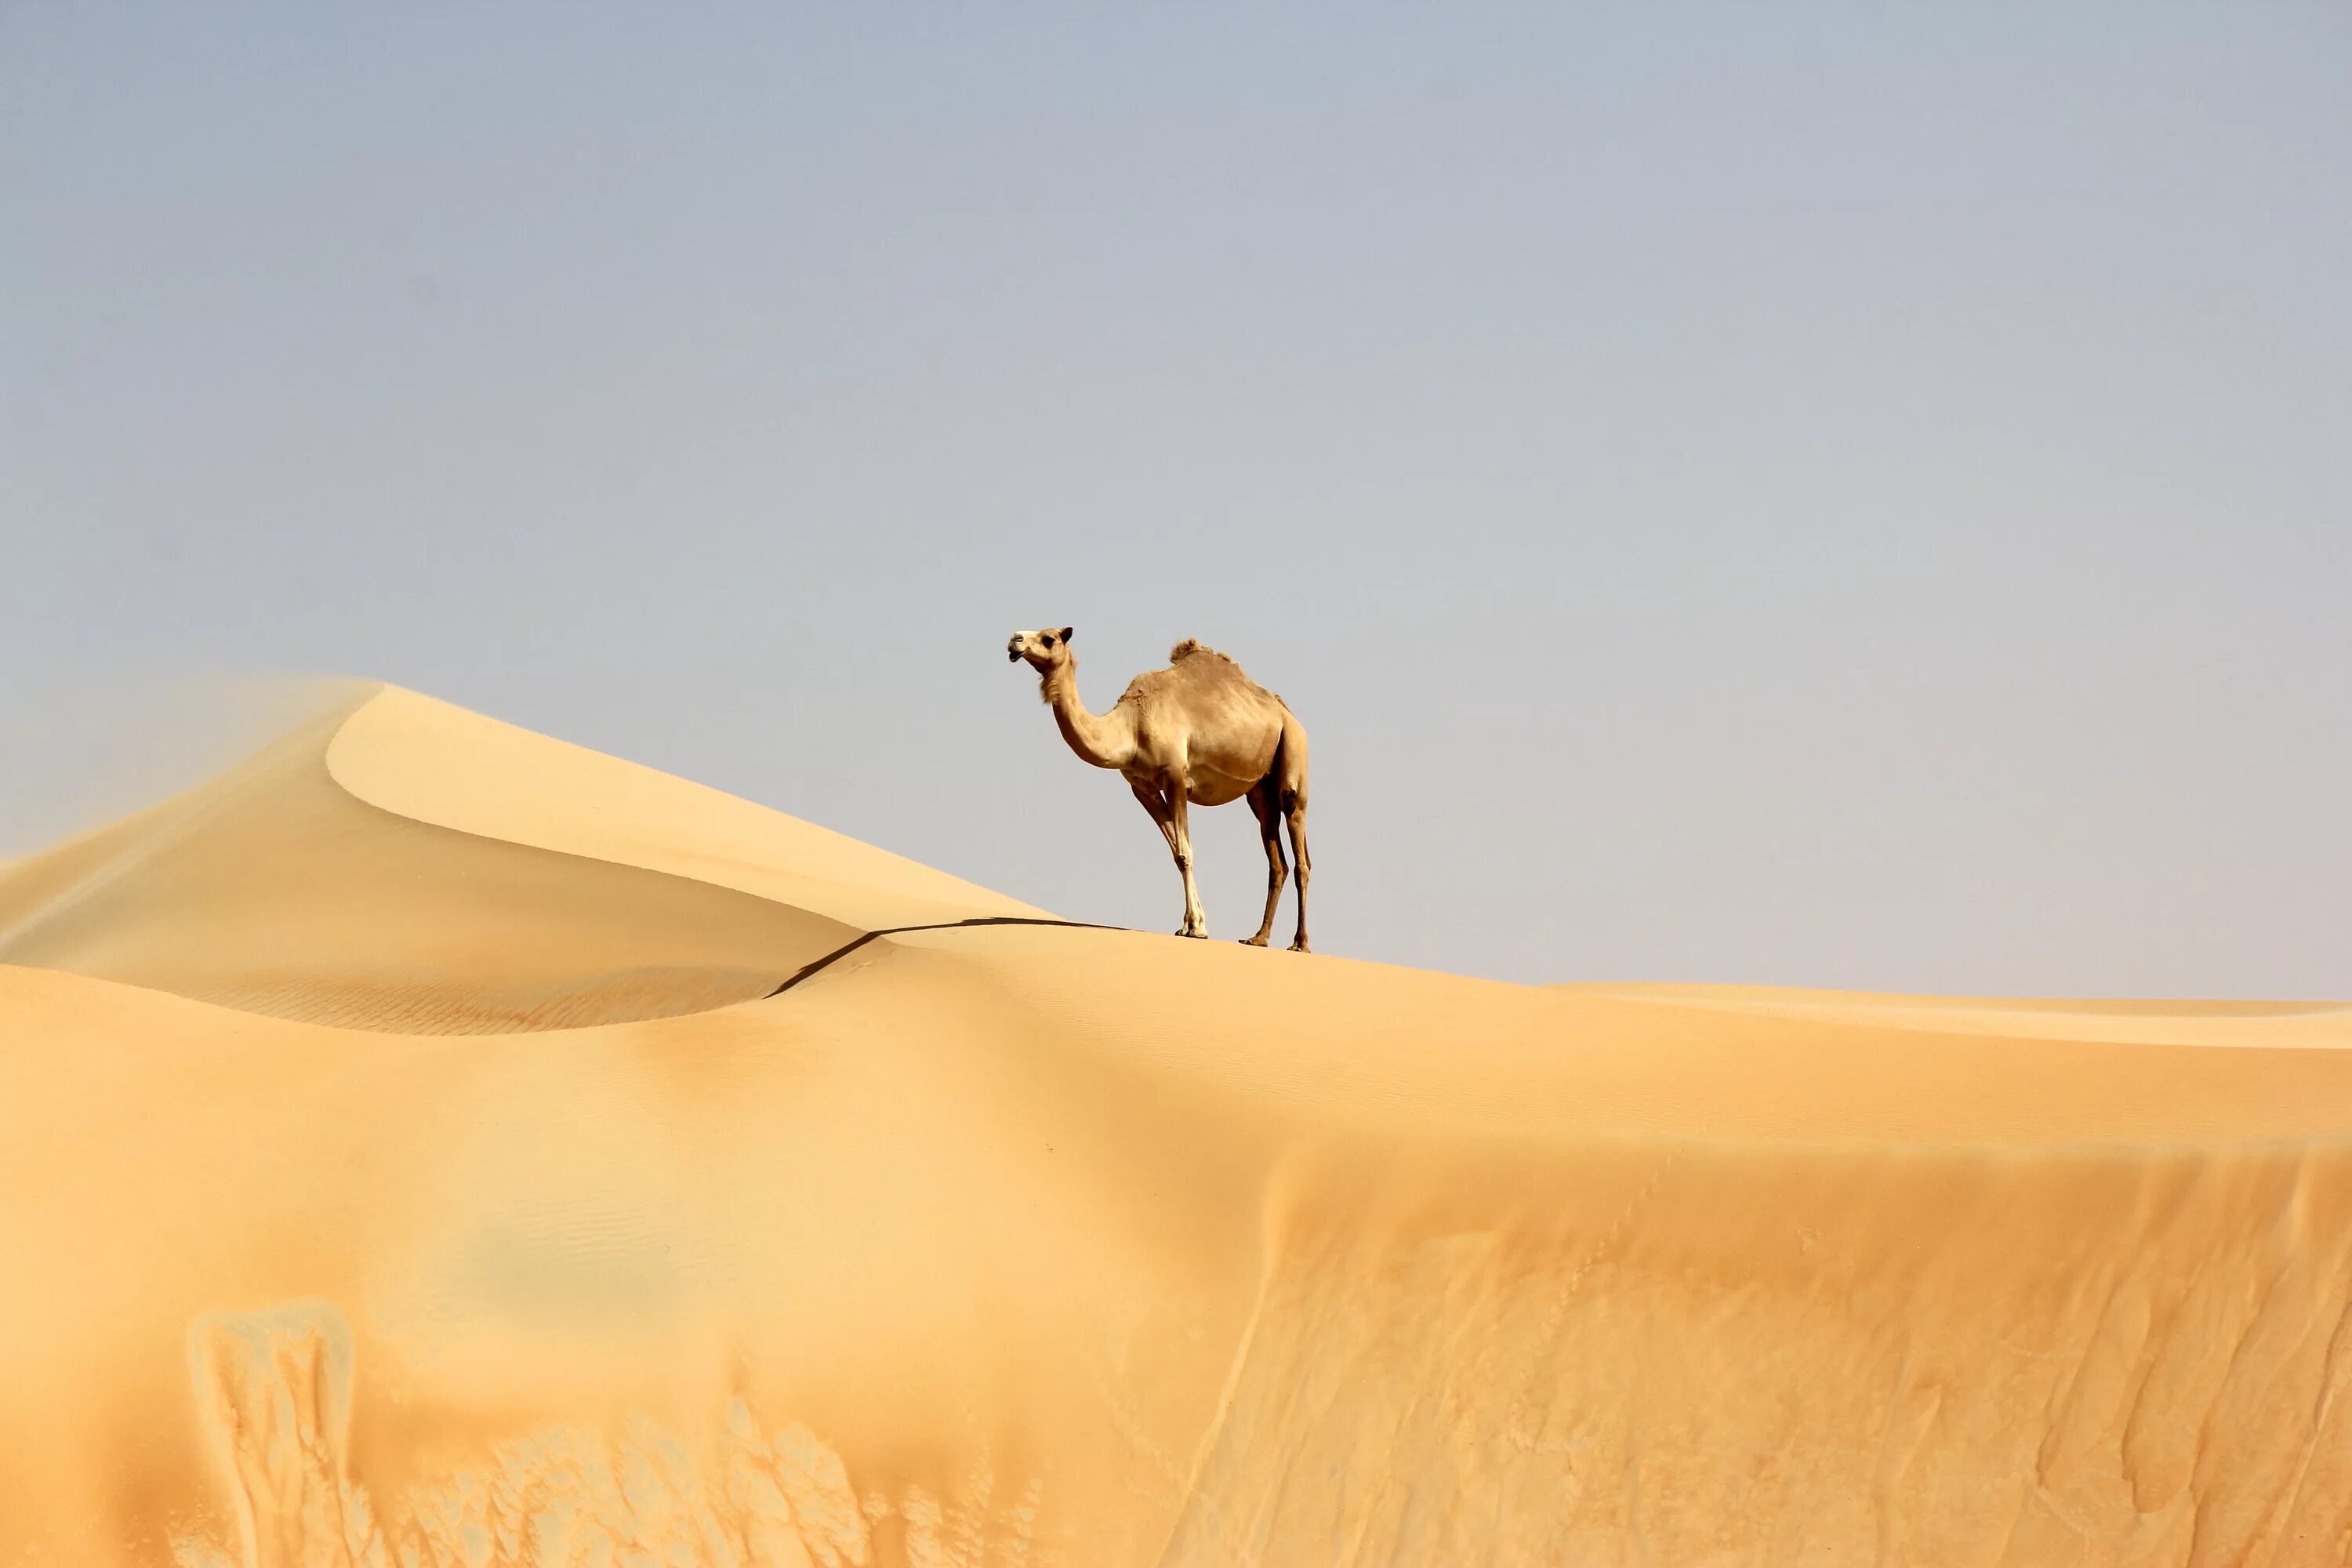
[{"xmin": 1116, "ymin": 638, "xmax": 1252, "ymax": 708}]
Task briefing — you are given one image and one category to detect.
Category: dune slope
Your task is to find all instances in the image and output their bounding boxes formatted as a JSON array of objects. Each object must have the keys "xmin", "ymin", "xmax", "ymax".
[
  {"xmin": 0, "ymin": 687, "xmax": 1033, "ymax": 1034},
  {"xmin": 2, "ymin": 691, "xmax": 2348, "ymax": 1568}
]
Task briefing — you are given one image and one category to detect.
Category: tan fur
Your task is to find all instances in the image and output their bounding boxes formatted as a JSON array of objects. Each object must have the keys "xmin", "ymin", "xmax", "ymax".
[
  {"xmin": 1007, "ymin": 628, "xmax": 1312, "ymax": 951},
  {"xmin": 1117, "ymin": 645, "xmax": 1239, "ymax": 709}
]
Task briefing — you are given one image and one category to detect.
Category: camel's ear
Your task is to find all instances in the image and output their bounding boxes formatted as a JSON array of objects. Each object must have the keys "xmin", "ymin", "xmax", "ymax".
[{"xmin": 1060, "ymin": 626, "xmax": 1075, "ymax": 643}]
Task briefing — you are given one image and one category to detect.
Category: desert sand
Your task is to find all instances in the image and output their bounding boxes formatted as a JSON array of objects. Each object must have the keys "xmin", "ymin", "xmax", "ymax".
[{"xmin": 3, "ymin": 685, "xmax": 2349, "ymax": 1567}]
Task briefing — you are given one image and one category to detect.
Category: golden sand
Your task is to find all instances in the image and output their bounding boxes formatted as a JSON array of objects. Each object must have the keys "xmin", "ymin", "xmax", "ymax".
[{"xmin": 3, "ymin": 687, "xmax": 2347, "ymax": 1566}]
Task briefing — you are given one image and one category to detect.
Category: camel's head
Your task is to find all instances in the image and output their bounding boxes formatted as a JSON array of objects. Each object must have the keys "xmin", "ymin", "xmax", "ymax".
[{"xmin": 1006, "ymin": 626, "xmax": 1075, "ymax": 675}]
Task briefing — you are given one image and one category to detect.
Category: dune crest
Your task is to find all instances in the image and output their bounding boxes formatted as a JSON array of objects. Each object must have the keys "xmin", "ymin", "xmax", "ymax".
[
  {"xmin": 325, "ymin": 688, "xmax": 1042, "ymax": 931},
  {"xmin": 4, "ymin": 691, "xmax": 2350, "ymax": 1566},
  {"xmin": 0, "ymin": 686, "xmax": 1036, "ymax": 1034}
]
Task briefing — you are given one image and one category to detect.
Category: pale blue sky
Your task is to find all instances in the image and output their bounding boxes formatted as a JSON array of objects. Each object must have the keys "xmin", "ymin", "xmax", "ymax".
[{"xmin": 4, "ymin": 5, "xmax": 2347, "ymax": 993}]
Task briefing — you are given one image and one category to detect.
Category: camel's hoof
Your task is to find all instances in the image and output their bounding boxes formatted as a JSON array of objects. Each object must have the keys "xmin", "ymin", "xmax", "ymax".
[
  {"xmin": 1240, "ymin": 936, "xmax": 1269, "ymax": 948},
  {"xmin": 1287, "ymin": 942, "xmax": 1311, "ymax": 954},
  {"xmin": 1175, "ymin": 927, "xmax": 1207, "ymax": 940}
]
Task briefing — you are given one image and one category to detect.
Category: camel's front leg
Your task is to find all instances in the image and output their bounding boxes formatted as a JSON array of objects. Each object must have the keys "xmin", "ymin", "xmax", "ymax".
[
  {"xmin": 1127, "ymin": 775, "xmax": 1196, "ymax": 935},
  {"xmin": 1127, "ymin": 775, "xmax": 1178, "ymax": 860},
  {"xmin": 1167, "ymin": 782, "xmax": 1208, "ymax": 938}
]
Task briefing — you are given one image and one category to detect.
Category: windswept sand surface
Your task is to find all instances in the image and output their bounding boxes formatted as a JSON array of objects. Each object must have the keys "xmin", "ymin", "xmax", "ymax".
[{"xmin": 3, "ymin": 689, "xmax": 2349, "ymax": 1567}]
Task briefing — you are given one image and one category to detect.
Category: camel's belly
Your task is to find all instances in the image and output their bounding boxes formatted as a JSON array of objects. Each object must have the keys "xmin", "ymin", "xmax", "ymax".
[
  {"xmin": 1127, "ymin": 764, "xmax": 1254, "ymax": 808},
  {"xmin": 1171, "ymin": 742, "xmax": 1270, "ymax": 804},
  {"xmin": 1181, "ymin": 735, "xmax": 1282, "ymax": 805},
  {"xmin": 1186, "ymin": 773, "xmax": 1254, "ymax": 808}
]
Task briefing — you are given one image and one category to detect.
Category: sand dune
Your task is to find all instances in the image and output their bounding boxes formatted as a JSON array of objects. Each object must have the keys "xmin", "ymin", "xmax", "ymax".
[
  {"xmin": 0, "ymin": 687, "xmax": 1033, "ymax": 1034},
  {"xmin": 1566, "ymin": 983, "xmax": 2352, "ymax": 1051},
  {"xmin": 3, "ymin": 690, "xmax": 2349, "ymax": 1566}
]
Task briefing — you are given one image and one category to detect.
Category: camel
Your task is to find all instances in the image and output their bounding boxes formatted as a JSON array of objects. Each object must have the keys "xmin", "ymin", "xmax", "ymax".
[{"xmin": 1006, "ymin": 628, "xmax": 1311, "ymax": 952}]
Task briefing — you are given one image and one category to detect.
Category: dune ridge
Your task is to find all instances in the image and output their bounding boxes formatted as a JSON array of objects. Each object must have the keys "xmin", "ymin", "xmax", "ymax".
[
  {"xmin": 2, "ymin": 691, "xmax": 2348, "ymax": 1566},
  {"xmin": 323, "ymin": 687, "xmax": 1044, "ymax": 932},
  {"xmin": 0, "ymin": 686, "xmax": 1037, "ymax": 1034},
  {"xmin": 1567, "ymin": 982, "xmax": 2352, "ymax": 1051}
]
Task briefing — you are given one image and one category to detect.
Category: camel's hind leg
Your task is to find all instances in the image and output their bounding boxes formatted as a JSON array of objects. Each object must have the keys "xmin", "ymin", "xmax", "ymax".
[
  {"xmin": 1282, "ymin": 793, "xmax": 1311, "ymax": 952},
  {"xmin": 1241, "ymin": 780, "xmax": 1289, "ymax": 947},
  {"xmin": 1278, "ymin": 718, "xmax": 1311, "ymax": 953}
]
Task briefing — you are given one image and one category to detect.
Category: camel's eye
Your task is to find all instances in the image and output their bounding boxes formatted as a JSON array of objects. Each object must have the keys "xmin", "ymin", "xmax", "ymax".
[{"xmin": 1040, "ymin": 634, "xmax": 1055, "ymax": 647}]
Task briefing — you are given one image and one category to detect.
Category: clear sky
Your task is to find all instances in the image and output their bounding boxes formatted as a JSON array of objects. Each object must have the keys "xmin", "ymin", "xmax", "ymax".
[{"xmin": 4, "ymin": 5, "xmax": 2347, "ymax": 995}]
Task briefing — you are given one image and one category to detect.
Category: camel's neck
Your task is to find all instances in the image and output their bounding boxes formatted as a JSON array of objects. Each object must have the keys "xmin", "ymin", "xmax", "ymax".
[{"xmin": 1041, "ymin": 659, "xmax": 1134, "ymax": 771}]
